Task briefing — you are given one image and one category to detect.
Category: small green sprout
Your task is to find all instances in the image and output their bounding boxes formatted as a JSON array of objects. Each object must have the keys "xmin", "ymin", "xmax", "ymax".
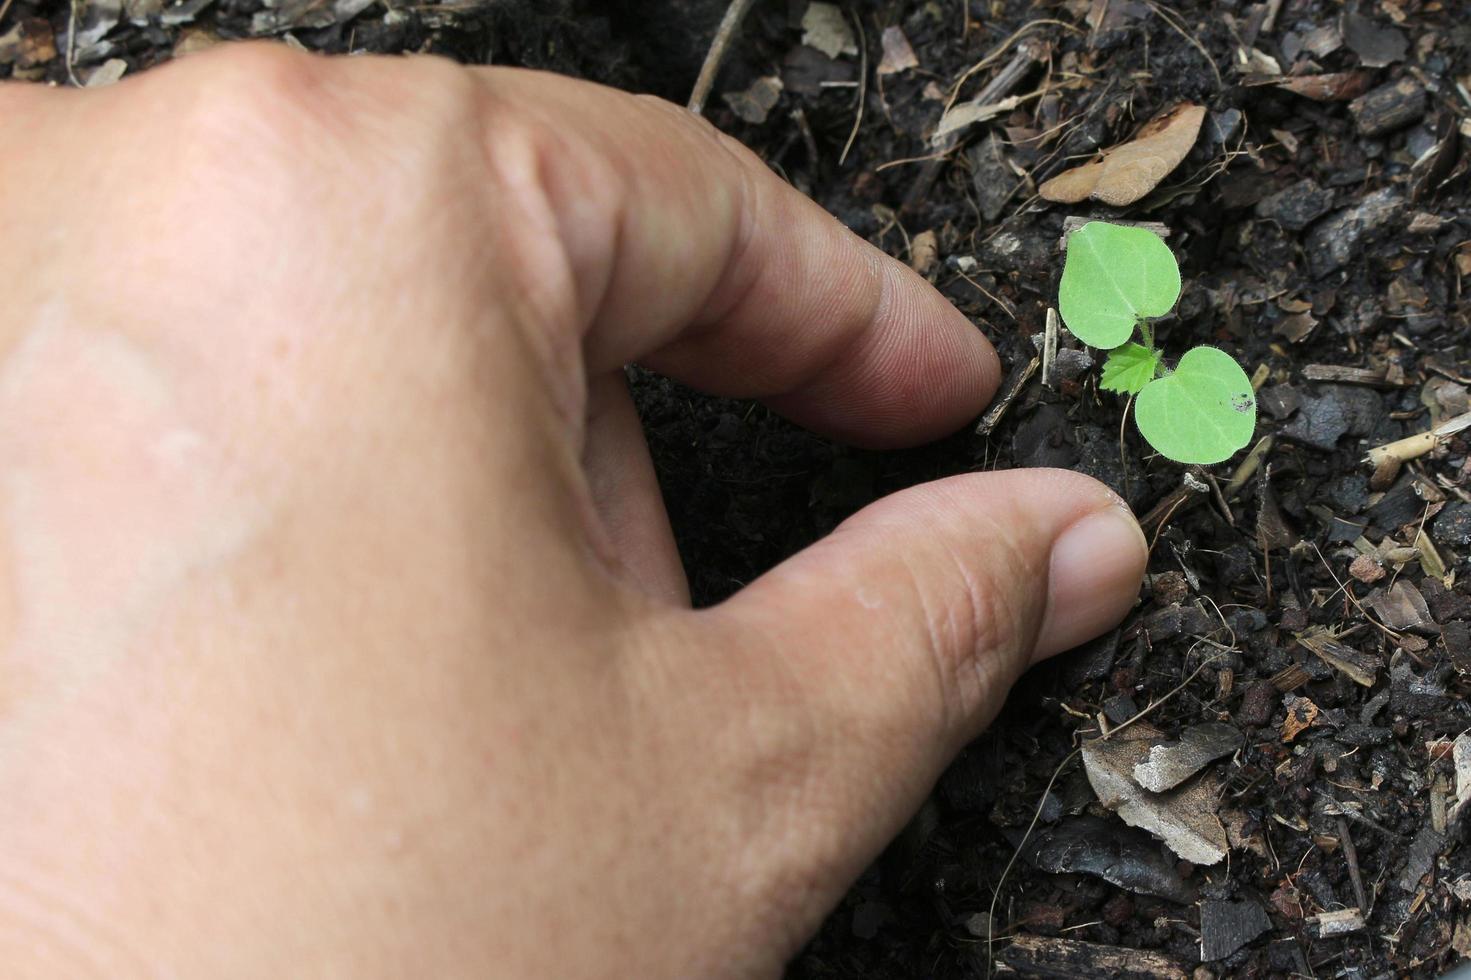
[{"xmin": 1058, "ymin": 221, "xmax": 1256, "ymax": 465}]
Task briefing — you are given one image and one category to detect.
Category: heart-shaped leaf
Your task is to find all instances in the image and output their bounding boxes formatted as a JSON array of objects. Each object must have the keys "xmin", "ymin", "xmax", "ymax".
[
  {"xmin": 1059, "ymin": 222, "xmax": 1182, "ymax": 350},
  {"xmin": 1135, "ymin": 346, "xmax": 1256, "ymax": 464}
]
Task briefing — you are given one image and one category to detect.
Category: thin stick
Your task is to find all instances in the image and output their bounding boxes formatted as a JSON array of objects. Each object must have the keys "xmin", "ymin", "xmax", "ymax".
[
  {"xmin": 65, "ymin": 0, "xmax": 81, "ymax": 87},
  {"xmin": 1337, "ymin": 815, "xmax": 1369, "ymax": 914},
  {"xmin": 1119, "ymin": 393, "xmax": 1134, "ymax": 503},
  {"xmin": 687, "ymin": 0, "xmax": 757, "ymax": 115},
  {"xmin": 0, "ymin": 0, "xmax": 15, "ymax": 29},
  {"xmin": 838, "ymin": 11, "xmax": 866, "ymax": 166}
]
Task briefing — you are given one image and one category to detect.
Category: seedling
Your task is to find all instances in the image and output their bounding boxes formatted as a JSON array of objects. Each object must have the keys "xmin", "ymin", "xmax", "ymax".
[{"xmin": 1058, "ymin": 221, "xmax": 1256, "ymax": 465}]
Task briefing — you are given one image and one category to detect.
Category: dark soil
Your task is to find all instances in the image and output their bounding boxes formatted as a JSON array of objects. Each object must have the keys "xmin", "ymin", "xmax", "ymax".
[{"xmin": 10, "ymin": 0, "xmax": 1471, "ymax": 975}]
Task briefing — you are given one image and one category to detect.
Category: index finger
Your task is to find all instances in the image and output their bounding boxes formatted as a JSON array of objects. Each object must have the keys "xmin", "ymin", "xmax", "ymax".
[{"xmin": 477, "ymin": 68, "xmax": 1000, "ymax": 449}]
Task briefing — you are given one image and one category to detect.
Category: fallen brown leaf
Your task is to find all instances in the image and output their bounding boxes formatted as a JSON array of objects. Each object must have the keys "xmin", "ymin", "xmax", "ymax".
[{"xmin": 1039, "ymin": 103, "xmax": 1205, "ymax": 207}]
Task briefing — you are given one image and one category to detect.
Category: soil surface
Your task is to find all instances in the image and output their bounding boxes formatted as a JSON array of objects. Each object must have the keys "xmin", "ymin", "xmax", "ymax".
[{"xmin": 9, "ymin": 0, "xmax": 1471, "ymax": 975}]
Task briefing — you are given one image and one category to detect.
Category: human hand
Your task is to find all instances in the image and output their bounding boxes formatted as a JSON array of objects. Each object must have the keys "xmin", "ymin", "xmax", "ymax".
[{"xmin": 0, "ymin": 45, "xmax": 1146, "ymax": 977}]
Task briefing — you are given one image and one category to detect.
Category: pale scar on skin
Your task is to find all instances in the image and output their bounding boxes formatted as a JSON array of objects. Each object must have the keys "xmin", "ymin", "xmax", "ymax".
[{"xmin": 0, "ymin": 311, "xmax": 267, "ymax": 678}]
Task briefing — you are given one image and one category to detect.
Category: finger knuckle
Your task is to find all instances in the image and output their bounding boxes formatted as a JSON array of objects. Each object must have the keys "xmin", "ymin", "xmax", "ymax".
[{"xmin": 911, "ymin": 530, "xmax": 1037, "ymax": 731}]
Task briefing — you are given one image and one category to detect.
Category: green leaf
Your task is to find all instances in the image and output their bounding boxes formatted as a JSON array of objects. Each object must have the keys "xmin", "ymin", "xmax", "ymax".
[
  {"xmin": 1058, "ymin": 221, "xmax": 1182, "ymax": 350},
  {"xmin": 1100, "ymin": 343, "xmax": 1162, "ymax": 395},
  {"xmin": 1135, "ymin": 346, "xmax": 1256, "ymax": 465}
]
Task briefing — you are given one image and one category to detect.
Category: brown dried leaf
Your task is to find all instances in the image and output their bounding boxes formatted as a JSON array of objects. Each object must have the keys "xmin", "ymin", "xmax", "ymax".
[{"xmin": 1040, "ymin": 103, "xmax": 1205, "ymax": 207}]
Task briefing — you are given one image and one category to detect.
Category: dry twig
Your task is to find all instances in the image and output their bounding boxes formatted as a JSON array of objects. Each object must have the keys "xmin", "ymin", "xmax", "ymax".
[{"xmin": 687, "ymin": 0, "xmax": 757, "ymax": 115}]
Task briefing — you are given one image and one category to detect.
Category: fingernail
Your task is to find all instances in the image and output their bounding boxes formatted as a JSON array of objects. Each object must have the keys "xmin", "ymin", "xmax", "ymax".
[{"xmin": 1034, "ymin": 504, "xmax": 1147, "ymax": 661}]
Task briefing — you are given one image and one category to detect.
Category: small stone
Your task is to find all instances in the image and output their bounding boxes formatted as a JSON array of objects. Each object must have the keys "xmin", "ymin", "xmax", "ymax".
[
  {"xmin": 1432, "ymin": 502, "xmax": 1471, "ymax": 547},
  {"xmin": 1282, "ymin": 385, "xmax": 1383, "ymax": 451},
  {"xmin": 968, "ymin": 134, "xmax": 1017, "ymax": 223},
  {"xmin": 1259, "ymin": 384, "xmax": 1302, "ymax": 420},
  {"xmin": 1255, "ymin": 179, "xmax": 1334, "ymax": 231},
  {"xmin": 801, "ymin": 2, "xmax": 857, "ymax": 59},
  {"xmin": 1050, "ymin": 348, "xmax": 1095, "ymax": 382},
  {"xmin": 1341, "ymin": 9, "xmax": 1408, "ymax": 67},
  {"xmin": 1349, "ymin": 554, "xmax": 1386, "ymax": 583},
  {"xmin": 1152, "ymin": 571, "xmax": 1191, "ymax": 606},
  {"xmin": 1306, "ymin": 187, "xmax": 1403, "ymax": 277}
]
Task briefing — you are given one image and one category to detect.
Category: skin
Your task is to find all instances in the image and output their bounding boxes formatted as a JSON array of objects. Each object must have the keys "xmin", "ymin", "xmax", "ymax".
[{"xmin": 0, "ymin": 45, "xmax": 1147, "ymax": 978}]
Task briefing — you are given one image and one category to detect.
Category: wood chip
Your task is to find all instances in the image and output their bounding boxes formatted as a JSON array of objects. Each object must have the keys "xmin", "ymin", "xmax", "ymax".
[
  {"xmin": 1281, "ymin": 694, "xmax": 1318, "ymax": 742},
  {"xmin": 999, "ymin": 936, "xmax": 1188, "ymax": 979},
  {"xmin": 1297, "ymin": 629, "xmax": 1380, "ymax": 686},
  {"xmin": 1039, "ymin": 103, "xmax": 1206, "ymax": 206},
  {"xmin": 1308, "ymin": 908, "xmax": 1365, "ymax": 937}
]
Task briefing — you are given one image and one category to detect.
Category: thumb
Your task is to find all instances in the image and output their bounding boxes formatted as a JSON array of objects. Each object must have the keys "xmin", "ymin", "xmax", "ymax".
[
  {"xmin": 709, "ymin": 468, "xmax": 1145, "ymax": 902},
  {"xmin": 729, "ymin": 470, "xmax": 1145, "ymax": 742}
]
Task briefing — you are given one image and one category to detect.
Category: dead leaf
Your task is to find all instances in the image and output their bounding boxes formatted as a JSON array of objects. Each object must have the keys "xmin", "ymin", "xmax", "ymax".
[
  {"xmin": 800, "ymin": 2, "xmax": 856, "ymax": 60},
  {"xmin": 933, "ymin": 95, "xmax": 1026, "ymax": 140},
  {"xmin": 1366, "ymin": 579, "xmax": 1436, "ymax": 633},
  {"xmin": 1039, "ymin": 103, "xmax": 1205, "ymax": 207},
  {"xmin": 1081, "ymin": 723, "xmax": 1229, "ymax": 865},
  {"xmin": 877, "ymin": 25, "xmax": 917, "ymax": 75}
]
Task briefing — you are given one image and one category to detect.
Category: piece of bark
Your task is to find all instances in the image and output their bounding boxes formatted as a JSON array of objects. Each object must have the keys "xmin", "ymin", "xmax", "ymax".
[
  {"xmin": 999, "ymin": 936, "xmax": 1187, "ymax": 980},
  {"xmin": 1349, "ymin": 77, "xmax": 1426, "ymax": 137},
  {"xmin": 1308, "ymin": 908, "xmax": 1365, "ymax": 937},
  {"xmin": 1200, "ymin": 898, "xmax": 1271, "ymax": 961},
  {"xmin": 1297, "ymin": 630, "xmax": 1380, "ymax": 686},
  {"xmin": 1302, "ymin": 364, "xmax": 1407, "ymax": 387}
]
